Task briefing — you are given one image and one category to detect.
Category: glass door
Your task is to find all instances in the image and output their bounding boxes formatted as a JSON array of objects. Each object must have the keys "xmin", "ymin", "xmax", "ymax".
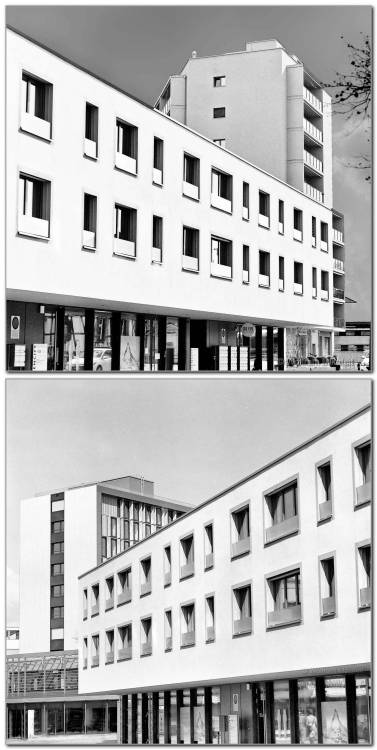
[
  {"xmin": 253, "ymin": 683, "xmax": 268, "ymax": 744},
  {"xmin": 144, "ymin": 318, "xmax": 159, "ymax": 371}
]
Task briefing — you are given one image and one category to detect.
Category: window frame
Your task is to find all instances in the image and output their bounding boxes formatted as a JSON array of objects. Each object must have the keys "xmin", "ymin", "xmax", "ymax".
[
  {"xmin": 213, "ymin": 76, "xmax": 226, "ymax": 87},
  {"xmin": 265, "ymin": 564, "xmax": 303, "ymax": 630},
  {"xmin": 20, "ymin": 70, "xmax": 53, "ymax": 141},
  {"xmin": 355, "ymin": 540, "xmax": 371, "ymax": 612},
  {"xmin": 230, "ymin": 501, "xmax": 251, "ymax": 559},
  {"xmin": 263, "ymin": 474, "xmax": 300, "ymax": 546},
  {"xmin": 204, "ymin": 520, "xmax": 214, "ymax": 570},
  {"xmin": 232, "ymin": 580, "xmax": 253, "ymax": 637},
  {"xmin": 180, "ymin": 599, "xmax": 196, "ymax": 648},
  {"xmin": 352, "ymin": 436, "xmax": 372, "ymax": 509},
  {"xmin": 258, "ymin": 190, "xmax": 270, "ymax": 229},
  {"xmin": 117, "ymin": 621, "xmax": 132, "ymax": 661},
  {"xmin": 115, "ymin": 117, "xmax": 138, "ymax": 174},
  {"xmin": 213, "ymin": 106, "xmax": 226, "ymax": 118},
  {"xmin": 17, "ymin": 170, "xmax": 52, "ymax": 240},
  {"xmin": 139, "ymin": 555, "xmax": 152, "ymax": 597},
  {"xmin": 318, "ymin": 551, "xmax": 337, "ymax": 619},
  {"xmin": 315, "ymin": 456, "xmax": 334, "ymax": 524},
  {"xmin": 205, "ymin": 592, "xmax": 216, "ymax": 642},
  {"xmin": 180, "ymin": 532, "xmax": 195, "ymax": 580}
]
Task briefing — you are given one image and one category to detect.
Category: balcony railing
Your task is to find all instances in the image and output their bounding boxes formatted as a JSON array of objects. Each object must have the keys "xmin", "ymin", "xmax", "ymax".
[
  {"xmin": 319, "ymin": 500, "xmax": 332, "ymax": 521},
  {"xmin": 105, "ymin": 652, "xmax": 114, "ymax": 664},
  {"xmin": 258, "ymin": 273, "xmax": 270, "ymax": 288},
  {"xmin": 140, "ymin": 582, "xmax": 151, "ymax": 597},
  {"xmin": 113, "ymin": 238, "xmax": 136, "ymax": 258},
  {"xmin": 118, "ymin": 589, "xmax": 132, "ymax": 606},
  {"xmin": 21, "ymin": 111, "xmax": 52, "ymax": 140},
  {"xmin": 265, "ymin": 515, "xmax": 299, "ymax": 544},
  {"xmin": 82, "ymin": 230, "xmax": 96, "ymax": 249},
  {"xmin": 153, "ymin": 167, "xmax": 163, "ymax": 186},
  {"xmin": 205, "ymin": 552, "xmax": 214, "ymax": 569},
  {"xmin": 268, "ymin": 604, "xmax": 302, "ymax": 627},
  {"xmin": 211, "ymin": 261, "xmax": 232, "ymax": 280},
  {"xmin": 115, "ymin": 152, "xmax": 137, "ymax": 175},
  {"xmin": 84, "ymin": 137, "xmax": 97, "ymax": 159},
  {"xmin": 332, "ymin": 228, "xmax": 344, "ymax": 244},
  {"xmin": 320, "ymin": 289, "xmax": 329, "ymax": 301},
  {"xmin": 242, "ymin": 269, "xmax": 249, "ymax": 283},
  {"xmin": 333, "ymin": 258, "xmax": 344, "ymax": 273},
  {"xmin": 304, "ymin": 117, "xmax": 323, "ymax": 143},
  {"xmin": 182, "ymin": 254, "xmax": 199, "ymax": 272},
  {"xmin": 183, "ymin": 181, "xmax": 199, "ymax": 200},
  {"xmin": 165, "ymin": 636, "xmax": 172, "ymax": 651},
  {"xmin": 293, "ymin": 228, "xmax": 303, "ymax": 241},
  {"xmin": 334, "ymin": 318, "xmax": 345, "ymax": 328},
  {"xmin": 141, "ymin": 643, "xmax": 152, "ymax": 657},
  {"xmin": 360, "ymin": 587, "xmax": 371, "ymax": 608},
  {"xmin": 152, "ymin": 246, "xmax": 162, "ymax": 263},
  {"xmin": 91, "ymin": 603, "xmax": 99, "ymax": 617},
  {"xmin": 118, "ymin": 647, "xmax": 132, "ymax": 661},
  {"xmin": 211, "ymin": 192, "xmax": 232, "ymax": 213},
  {"xmin": 356, "ymin": 481, "xmax": 371, "ymax": 505},
  {"xmin": 231, "ymin": 537, "xmax": 250, "ymax": 558},
  {"xmin": 180, "ymin": 561, "xmax": 195, "ymax": 579},
  {"xmin": 258, "ymin": 213, "xmax": 270, "ymax": 229},
  {"xmin": 233, "ymin": 617, "xmax": 252, "ymax": 635},
  {"xmin": 91, "ymin": 655, "xmax": 99, "ymax": 667},
  {"xmin": 164, "ymin": 571, "xmax": 172, "ymax": 586},
  {"xmin": 304, "ymin": 149, "xmax": 323, "ymax": 173},
  {"xmin": 294, "ymin": 282, "xmax": 303, "ymax": 295},
  {"xmin": 333, "ymin": 288, "xmax": 345, "ymax": 301},
  {"xmin": 181, "ymin": 632, "xmax": 195, "ymax": 647},
  {"xmin": 279, "ymin": 279, "xmax": 284, "ymax": 292},
  {"xmin": 304, "ymin": 182, "xmax": 324, "ymax": 203},
  {"xmin": 242, "ymin": 206, "xmax": 249, "ymax": 220},
  {"xmin": 322, "ymin": 596, "xmax": 336, "ymax": 616},
  {"xmin": 303, "ymin": 86, "xmax": 323, "ymax": 113},
  {"xmin": 18, "ymin": 214, "xmax": 50, "ymax": 239},
  {"xmin": 105, "ymin": 596, "xmax": 114, "ymax": 611},
  {"xmin": 206, "ymin": 626, "xmax": 215, "ymax": 642},
  {"xmin": 312, "ymin": 287, "xmax": 317, "ymax": 298}
]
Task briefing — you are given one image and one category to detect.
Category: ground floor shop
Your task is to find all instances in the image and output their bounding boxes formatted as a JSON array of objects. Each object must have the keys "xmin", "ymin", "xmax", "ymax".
[
  {"xmin": 286, "ymin": 328, "xmax": 335, "ymax": 365},
  {"xmin": 119, "ymin": 670, "xmax": 371, "ymax": 745},
  {"xmin": 6, "ymin": 698, "xmax": 120, "ymax": 740},
  {"xmin": 7, "ymin": 300, "xmax": 333, "ymax": 372}
]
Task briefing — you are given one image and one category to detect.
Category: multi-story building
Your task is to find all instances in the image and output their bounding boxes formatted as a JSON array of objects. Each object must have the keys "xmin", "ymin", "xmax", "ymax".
[
  {"xmin": 77, "ymin": 405, "xmax": 371, "ymax": 745},
  {"xmin": 6, "ymin": 27, "xmax": 344, "ymax": 373},
  {"xmin": 335, "ymin": 321, "xmax": 371, "ymax": 367}
]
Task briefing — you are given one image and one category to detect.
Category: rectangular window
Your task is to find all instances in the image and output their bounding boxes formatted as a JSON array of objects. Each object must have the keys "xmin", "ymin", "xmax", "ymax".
[
  {"xmin": 51, "ymin": 563, "xmax": 64, "ymax": 576},
  {"xmin": 144, "ymin": 505, "xmax": 151, "ymax": 537},
  {"xmin": 180, "ymin": 534, "xmax": 194, "ymax": 579},
  {"xmin": 354, "ymin": 441, "xmax": 371, "ymax": 505},
  {"xmin": 267, "ymin": 569, "xmax": 301, "ymax": 627},
  {"xmin": 84, "ymin": 103, "xmax": 98, "ymax": 158},
  {"xmin": 181, "ymin": 603, "xmax": 195, "ymax": 646},
  {"xmin": 110, "ymin": 517, "xmax": 117, "ymax": 538},
  {"xmin": 156, "ymin": 507, "xmax": 162, "ymax": 530},
  {"xmin": 140, "ymin": 617, "xmax": 152, "ymax": 656},
  {"xmin": 279, "ymin": 200, "xmax": 284, "ymax": 234},
  {"xmin": 91, "ymin": 634, "xmax": 99, "ymax": 667},
  {"xmin": 357, "ymin": 544, "xmax": 371, "ymax": 609},
  {"xmin": 312, "ymin": 216, "xmax": 317, "ymax": 247},
  {"xmin": 91, "ymin": 583, "xmax": 99, "ymax": 616},
  {"xmin": 213, "ymin": 107, "xmax": 225, "ymax": 118},
  {"xmin": 312, "ymin": 267, "xmax": 317, "ymax": 298},
  {"xmin": 118, "ymin": 567, "xmax": 132, "ymax": 605},
  {"xmin": 317, "ymin": 461, "xmax": 333, "ymax": 521},
  {"xmin": 118, "ymin": 623, "xmax": 132, "ymax": 660},
  {"xmin": 204, "ymin": 523, "xmax": 214, "ymax": 569},
  {"xmin": 211, "ymin": 236, "xmax": 232, "ymax": 279},
  {"xmin": 83, "ymin": 589, "xmax": 88, "ymax": 619},
  {"xmin": 183, "ymin": 153, "xmax": 200, "ymax": 200},
  {"xmin": 101, "ymin": 536, "xmax": 107, "ymax": 560},
  {"xmin": 242, "ymin": 245, "xmax": 249, "ymax": 284},
  {"xmin": 21, "ymin": 72, "xmax": 52, "ymax": 139},
  {"xmin": 233, "ymin": 584, "xmax": 252, "ymax": 635},
  {"xmin": 18, "ymin": 173, "xmax": 51, "ymax": 239},
  {"xmin": 182, "ymin": 226, "xmax": 199, "ymax": 272},
  {"xmin": 153, "ymin": 137, "xmax": 164, "ymax": 185},
  {"xmin": 294, "ymin": 261, "xmax": 304, "ymax": 295},
  {"xmin": 152, "ymin": 215, "xmax": 163, "ymax": 263},
  {"xmin": 51, "ymin": 584, "xmax": 64, "ymax": 598},
  {"xmin": 265, "ymin": 481, "xmax": 298, "ymax": 543},
  {"xmin": 51, "ymin": 494, "xmax": 64, "ymax": 513},
  {"xmin": 298, "ymin": 680, "xmax": 318, "ymax": 744},
  {"xmin": 320, "ymin": 221, "xmax": 328, "ymax": 251},
  {"xmin": 279, "ymin": 256, "xmax": 285, "ymax": 291},
  {"xmin": 293, "ymin": 208, "xmax": 303, "ymax": 241},
  {"xmin": 211, "ymin": 168, "xmax": 232, "ymax": 213},
  {"xmin": 115, "ymin": 119, "xmax": 138, "ymax": 174},
  {"xmin": 259, "ymin": 250, "xmax": 270, "ymax": 288},
  {"xmin": 320, "ymin": 270, "xmax": 329, "ymax": 301},
  {"xmin": 105, "ymin": 576, "xmax": 114, "ymax": 610},
  {"xmin": 258, "ymin": 191, "xmax": 270, "ymax": 228},
  {"xmin": 105, "ymin": 629, "xmax": 114, "ymax": 664},
  {"xmin": 51, "ymin": 521, "xmax": 64, "ymax": 534},
  {"xmin": 205, "ymin": 595, "xmax": 215, "ymax": 642},
  {"xmin": 113, "ymin": 204, "xmax": 137, "ymax": 258},
  {"xmin": 51, "ymin": 541, "xmax": 64, "ymax": 554},
  {"xmin": 319, "ymin": 556, "xmax": 336, "ymax": 616},
  {"xmin": 214, "ymin": 76, "xmax": 226, "ymax": 87},
  {"xmin": 165, "ymin": 609, "xmax": 173, "ymax": 651},
  {"xmin": 140, "ymin": 557, "xmax": 152, "ymax": 596},
  {"xmin": 164, "ymin": 545, "xmax": 172, "ymax": 586},
  {"xmin": 51, "ymin": 606, "xmax": 64, "ymax": 619},
  {"xmin": 213, "ymin": 138, "xmax": 226, "ymax": 148},
  {"xmin": 242, "ymin": 182, "xmax": 249, "ymax": 220},
  {"xmin": 231, "ymin": 505, "xmax": 250, "ymax": 558},
  {"xmin": 83, "ymin": 193, "xmax": 97, "ymax": 250},
  {"xmin": 83, "ymin": 637, "xmax": 88, "ymax": 669}
]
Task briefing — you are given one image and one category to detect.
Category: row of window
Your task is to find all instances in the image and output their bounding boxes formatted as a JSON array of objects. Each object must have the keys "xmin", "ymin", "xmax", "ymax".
[{"xmin": 83, "ymin": 542, "xmax": 371, "ymax": 669}]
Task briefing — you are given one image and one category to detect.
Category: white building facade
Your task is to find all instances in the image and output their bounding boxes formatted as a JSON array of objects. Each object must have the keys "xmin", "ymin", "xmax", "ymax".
[
  {"xmin": 6, "ymin": 28, "xmax": 343, "ymax": 373},
  {"xmin": 78, "ymin": 406, "xmax": 371, "ymax": 744}
]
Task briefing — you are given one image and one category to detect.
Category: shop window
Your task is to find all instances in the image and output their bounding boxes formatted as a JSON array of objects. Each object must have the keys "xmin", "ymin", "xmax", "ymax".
[
  {"xmin": 317, "ymin": 461, "xmax": 333, "ymax": 521},
  {"xmin": 140, "ymin": 617, "xmax": 152, "ymax": 656},
  {"xmin": 204, "ymin": 523, "xmax": 214, "ymax": 569},
  {"xmin": 211, "ymin": 236, "xmax": 232, "ymax": 279},
  {"xmin": 65, "ymin": 703, "xmax": 84, "ymax": 733},
  {"xmin": 18, "ymin": 173, "xmax": 51, "ymax": 239},
  {"xmin": 267, "ymin": 569, "xmax": 301, "ymax": 627},
  {"xmin": 115, "ymin": 118, "xmax": 138, "ymax": 173},
  {"xmin": 63, "ymin": 309, "xmax": 85, "ymax": 371},
  {"xmin": 117, "ymin": 567, "xmax": 132, "ymax": 605},
  {"xmin": 83, "ymin": 637, "xmax": 88, "ymax": 669},
  {"xmin": 279, "ymin": 256, "xmax": 285, "ymax": 291},
  {"xmin": 105, "ymin": 629, "xmax": 114, "ymax": 664},
  {"xmin": 355, "ymin": 675, "xmax": 371, "ymax": 743},
  {"xmin": 83, "ymin": 589, "xmax": 88, "ymax": 620},
  {"xmin": 232, "ymin": 584, "xmax": 252, "ymax": 635},
  {"xmin": 91, "ymin": 634, "xmax": 99, "ymax": 667},
  {"xmin": 152, "ymin": 215, "xmax": 163, "ymax": 263},
  {"xmin": 242, "ymin": 182, "xmax": 249, "ymax": 220},
  {"xmin": 357, "ymin": 544, "xmax": 371, "ymax": 609},
  {"xmin": 165, "ymin": 609, "xmax": 173, "ymax": 651},
  {"xmin": 312, "ymin": 216, "xmax": 317, "ymax": 247},
  {"xmin": 243, "ymin": 245, "xmax": 249, "ymax": 284},
  {"xmin": 279, "ymin": 200, "xmax": 285, "ymax": 234},
  {"xmin": 180, "ymin": 602, "xmax": 195, "ymax": 646},
  {"xmin": 322, "ymin": 677, "xmax": 348, "ymax": 743},
  {"xmin": 120, "ymin": 312, "xmax": 140, "ymax": 371},
  {"xmin": 21, "ymin": 71, "xmax": 52, "ymax": 139},
  {"xmin": 84, "ymin": 102, "xmax": 98, "ymax": 158},
  {"xmin": 91, "ymin": 583, "xmax": 99, "ymax": 616},
  {"xmin": 182, "ymin": 226, "xmax": 199, "ymax": 272},
  {"xmin": 180, "ymin": 534, "xmax": 194, "ymax": 579},
  {"xmin": 213, "ymin": 106, "xmax": 225, "ymax": 118},
  {"xmin": 93, "ymin": 311, "xmax": 112, "ymax": 371},
  {"xmin": 211, "ymin": 169, "xmax": 232, "ymax": 212},
  {"xmin": 205, "ymin": 595, "xmax": 215, "ymax": 642},
  {"xmin": 153, "ymin": 137, "xmax": 164, "ymax": 185},
  {"xmin": 259, "ymin": 191, "xmax": 270, "ymax": 228},
  {"xmin": 83, "ymin": 193, "xmax": 97, "ymax": 250},
  {"xmin": 312, "ymin": 267, "xmax": 317, "ymax": 298},
  {"xmin": 230, "ymin": 504, "xmax": 250, "ymax": 558},
  {"xmin": 273, "ymin": 680, "xmax": 291, "ymax": 743},
  {"xmin": 319, "ymin": 555, "xmax": 336, "ymax": 617},
  {"xmin": 114, "ymin": 204, "xmax": 137, "ymax": 258},
  {"xmin": 294, "ymin": 262, "xmax": 304, "ymax": 295},
  {"xmin": 320, "ymin": 221, "xmax": 328, "ymax": 251},
  {"xmin": 118, "ymin": 623, "xmax": 132, "ymax": 660},
  {"xmin": 214, "ymin": 76, "xmax": 226, "ymax": 87},
  {"xmin": 183, "ymin": 153, "xmax": 200, "ymax": 200},
  {"xmin": 164, "ymin": 545, "xmax": 172, "ymax": 586},
  {"xmin": 293, "ymin": 208, "xmax": 303, "ymax": 241},
  {"xmin": 265, "ymin": 481, "xmax": 298, "ymax": 543},
  {"xmin": 259, "ymin": 250, "xmax": 270, "ymax": 288},
  {"xmin": 354, "ymin": 441, "xmax": 371, "ymax": 506},
  {"xmin": 298, "ymin": 679, "xmax": 318, "ymax": 744},
  {"xmin": 140, "ymin": 556, "xmax": 152, "ymax": 596},
  {"xmin": 320, "ymin": 270, "xmax": 329, "ymax": 301},
  {"xmin": 105, "ymin": 576, "xmax": 114, "ymax": 610}
]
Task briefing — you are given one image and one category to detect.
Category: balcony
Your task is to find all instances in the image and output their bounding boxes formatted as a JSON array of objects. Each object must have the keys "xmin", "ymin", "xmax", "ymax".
[
  {"xmin": 258, "ymin": 213, "xmax": 270, "ymax": 229},
  {"xmin": 117, "ymin": 589, "xmax": 132, "ymax": 606},
  {"xmin": 152, "ymin": 246, "xmax": 162, "ymax": 263},
  {"xmin": 231, "ymin": 537, "xmax": 250, "ymax": 558},
  {"xmin": 164, "ymin": 571, "xmax": 172, "ymax": 586},
  {"xmin": 304, "ymin": 182, "xmax": 324, "ymax": 203},
  {"xmin": 180, "ymin": 561, "xmax": 194, "ymax": 579},
  {"xmin": 82, "ymin": 230, "xmax": 96, "ymax": 249},
  {"xmin": 265, "ymin": 515, "xmax": 299, "ymax": 544},
  {"xmin": 115, "ymin": 152, "xmax": 137, "ymax": 174},
  {"xmin": 182, "ymin": 255, "xmax": 199, "ymax": 272},
  {"xmin": 333, "ymin": 288, "xmax": 345, "ymax": 302},
  {"xmin": 242, "ymin": 269, "xmax": 249, "ymax": 284},
  {"xmin": 318, "ymin": 499, "xmax": 332, "ymax": 521},
  {"xmin": 320, "ymin": 290, "xmax": 329, "ymax": 301},
  {"xmin": 153, "ymin": 167, "xmax": 163, "ymax": 185},
  {"xmin": 118, "ymin": 647, "xmax": 132, "ymax": 661},
  {"xmin": 303, "ymin": 86, "xmax": 323, "ymax": 114},
  {"xmin": 304, "ymin": 117, "xmax": 323, "ymax": 144},
  {"xmin": 332, "ymin": 228, "xmax": 344, "ymax": 244},
  {"xmin": 279, "ymin": 279, "xmax": 284, "ymax": 292},
  {"xmin": 334, "ymin": 317, "xmax": 345, "ymax": 329},
  {"xmin": 294, "ymin": 282, "xmax": 303, "ymax": 296},
  {"xmin": 140, "ymin": 582, "xmax": 151, "ymax": 597},
  {"xmin": 18, "ymin": 214, "xmax": 49, "ymax": 239},
  {"xmin": 105, "ymin": 652, "xmax": 114, "ymax": 665},
  {"xmin": 181, "ymin": 632, "xmax": 195, "ymax": 647},
  {"xmin": 141, "ymin": 643, "xmax": 152, "ymax": 657},
  {"xmin": 360, "ymin": 587, "xmax": 371, "ymax": 608},
  {"xmin": 105, "ymin": 597, "xmax": 114, "ymax": 611},
  {"xmin": 233, "ymin": 617, "xmax": 252, "ymax": 635},
  {"xmin": 205, "ymin": 552, "xmax": 214, "ymax": 569},
  {"xmin": 304, "ymin": 149, "xmax": 323, "ymax": 173},
  {"xmin": 84, "ymin": 137, "xmax": 97, "ymax": 159},
  {"xmin": 113, "ymin": 238, "xmax": 136, "ymax": 258},
  {"xmin": 242, "ymin": 206, "xmax": 249, "ymax": 220},
  {"xmin": 268, "ymin": 604, "xmax": 301, "ymax": 627},
  {"xmin": 258, "ymin": 273, "xmax": 270, "ymax": 288},
  {"xmin": 91, "ymin": 603, "xmax": 99, "ymax": 617},
  {"xmin": 91, "ymin": 655, "xmax": 99, "ymax": 668},
  {"xmin": 333, "ymin": 258, "xmax": 344, "ymax": 273},
  {"xmin": 165, "ymin": 637, "xmax": 172, "ymax": 651},
  {"xmin": 206, "ymin": 626, "xmax": 215, "ymax": 642},
  {"xmin": 161, "ymin": 98, "xmax": 171, "ymax": 116},
  {"xmin": 211, "ymin": 262, "xmax": 232, "ymax": 280},
  {"xmin": 21, "ymin": 111, "xmax": 51, "ymax": 140},
  {"xmin": 183, "ymin": 181, "xmax": 199, "ymax": 200},
  {"xmin": 356, "ymin": 481, "xmax": 371, "ymax": 505},
  {"xmin": 211, "ymin": 193, "xmax": 232, "ymax": 213}
]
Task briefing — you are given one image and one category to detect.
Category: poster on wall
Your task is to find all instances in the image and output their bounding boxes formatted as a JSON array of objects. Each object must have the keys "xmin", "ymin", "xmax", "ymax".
[
  {"xmin": 120, "ymin": 336, "xmax": 140, "ymax": 371},
  {"xmin": 14, "ymin": 345, "xmax": 26, "ymax": 368},
  {"xmin": 190, "ymin": 348, "xmax": 199, "ymax": 371},
  {"xmin": 180, "ymin": 707, "xmax": 191, "ymax": 744},
  {"xmin": 27, "ymin": 710, "xmax": 35, "ymax": 738},
  {"xmin": 228, "ymin": 714, "xmax": 239, "ymax": 744},
  {"xmin": 321, "ymin": 701, "xmax": 348, "ymax": 744},
  {"xmin": 32, "ymin": 343, "xmax": 48, "ymax": 371},
  {"xmin": 10, "ymin": 315, "xmax": 20, "ymax": 340},
  {"xmin": 193, "ymin": 706, "xmax": 205, "ymax": 744}
]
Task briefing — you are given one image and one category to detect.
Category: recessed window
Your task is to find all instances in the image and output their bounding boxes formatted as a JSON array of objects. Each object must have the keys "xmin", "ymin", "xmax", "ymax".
[
  {"xmin": 233, "ymin": 584, "xmax": 252, "ymax": 635},
  {"xmin": 242, "ymin": 182, "xmax": 249, "ymax": 220},
  {"xmin": 205, "ymin": 595, "xmax": 215, "ymax": 642},
  {"xmin": 152, "ymin": 215, "xmax": 163, "ymax": 263},
  {"xmin": 82, "ymin": 589, "xmax": 88, "ymax": 620},
  {"xmin": 91, "ymin": 583, "xmax": 99, "ymax": 616},
  {"xmin": 312, "ymin": 217, "xmax": 317, "ymax": 247},
  {"xmin": 317, "ymin": 461, "xmax": 332, "ymax": 521},
  {"xmin": 83, "ymin": 637, "xmax": 88, "ymax": 669},
  {"xmin": 118, "ymin": 623, "xmax": 132, "ymax": 660},
  {"xmin": 83, "ymin": 193, "xmax": 97, "ymax": 250},
  {"xmin": 230, "ymin": 505, "xmax": 250, "ymax": 558},
  {"xmin": 294, "ymin": 262, "xmax": 304, "ymax": 295},
  {"xmin": 114, "ymin": 204, "xmax": 137, "ymax": 258},
  {"xmin": 91, "ymin": 634, "xmax": 100, "ymax": 667},
  {"xmin": 21, "ymin": 72, "xmax": 52, "ymax": 139},
  {"xmin": 265, "ymin": 481, "xmax": 299, "ymax": 544},
  {"xmin": 164, "ymin": 545, "xmax": 172, "ymax": 586},
  {"xmin": 117, "ymin": 567, "xmax": 132, "ymax": 605},
  {"xmin": 115, "ymin": 119, "xmax": 138, "ymax": 174},
  {"xmin": 214, "ymin": 76, "xmax": 226, "ymax": 87},
  {"xmin": 105, "ymin": 576, "xmax": 114, "ymax": 610},
  {"xmin": 182, "ymin": 226, "xmax": 199, "ymax": 272},
  {"xmin": 258, "ymin": 191, "xmax": 270, "ymax": 228},
  {"xmin": 319, "ymin": 556, "xmax": 336, "ymax": 617},
  {"xmin": 320, "ymin": 270, "xmax": 329, "ymax": 301},
  {"xmin": 51, "ymin": 584, "xmax": 64, "ymax": 598},
  {"xmin": 180, "ymin": 534, "xmax": 194, "ymax": 579},
  {"xmin": 357, "ymin": 544, "xmax": 371, "ymax": 609},
  {"xmin": 84, "ymin": 103, "xmax": 98, "ymax": 158},
  {"xmin": 354, "ymin": 441, "xmax": 371, "ymax": 506},
  {"xmin": 105, "ymin": 629, "xmax": 115, "ymax": 664},
  {"xmin": 183, "ymin": 153, "xmax": 200, "ymax": 200},
  {"xmin": 259, "ymin": 250, "xmax": 270, "ymax": 288},
  {"xmin": 279, "ymin": 200, "xmax": 285, "ymax": 234},
  {"xmin": 18, "ymin": 173, "xmax": 51, "ymax": 239},
  {"xmin": 51, "ymin": 541, "xmax": 64, "ymax": 554},
  {"xmin": 51, "ymin": 606, "xmax": 64, "ymax": 619},
  {"xmin": 267, "ymin": 569, "xmax": 301, "ymax": 628},
  {"xmin": 51, "ymin": 563, "xmax": 64, "ymax": 576},
  {"xmin": 51, "ymin": 520, "xmax": 64, "ymax": 534},
  {"xmin": 140, "ymin": 617, "xmax": 152, "ymax": 656},
  {"xmin": 211, "ymin": 236, "xmax": 232, "ymax": 279},
  {"xmin": 211, "ymin": 168, "xmax": 232, "ymax": 212},
  {"xmin": 279, "ymin": 256, "xmax": 285, "ymax": 292},
  {"xmin": 140, "ymin": 557, "xmax": 152, "ymax": 596},
  {"xmin": 181, "ymin": 603, "xmax": 195, "ymax": 647},
  {"xmin": 243, "ymin": 245, "xmax": 249, "ymax": 284},
  {"xmin": 213, "ymin": 107, "xmax": 225, "ymax": 118},
  {"xmin": 312, "ymin": 267, "xmax": 317, "ymax": 298},
  {"xmin": 320, "ymin": 221, "xmax": 328, "ymax": 251},
  {"xmin": 153, "ymin": 137, "xmax": 164, "ymax": 185},
  {"xmin": 213, "ymin": 138, "xmax": 226, "ymax": 148},
  {"xmin": 165, "ymin": 609, "xmax": 173, "ymax": 651},
  {"xmin": 293, "ymin": 208, "xmax": 303, "ymax": 241},
  {"xmin": 204, "ymin": 523, "xmax": 214, "ymax": 569}
]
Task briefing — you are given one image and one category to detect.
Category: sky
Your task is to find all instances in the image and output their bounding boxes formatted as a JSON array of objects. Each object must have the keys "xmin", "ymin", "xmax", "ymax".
[
  {"xmin": 6, "ymin": 4, "xmax": 372, "ymax": 320},
  {"xmin": 6, "ymin": 377, "xmax": 371, "ymax": 623}
]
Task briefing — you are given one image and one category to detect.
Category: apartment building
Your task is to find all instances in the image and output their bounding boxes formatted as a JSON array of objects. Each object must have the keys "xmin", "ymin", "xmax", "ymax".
[
  {"xmin": 6, "ymin": 27, "xmax": 343, "ymax": 373},
  {"xmin": 78, "ymin": 406, "xmax": 371, "ymax": 745}
]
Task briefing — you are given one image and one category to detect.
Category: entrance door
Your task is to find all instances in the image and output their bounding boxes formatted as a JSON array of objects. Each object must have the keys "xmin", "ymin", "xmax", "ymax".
[
  {"xmin": 144, "ymin": 318, "xmax": 159, "ymax": 371},
  {"xmin": 253, "ymin": 683, "xmax": 268, "ymax": 744}
]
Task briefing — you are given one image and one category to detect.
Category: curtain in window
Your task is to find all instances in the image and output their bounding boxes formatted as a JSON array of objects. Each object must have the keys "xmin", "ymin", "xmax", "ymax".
[{"xmin": 360, "ymin": 444, "xmax": 371, "ymax": 482}]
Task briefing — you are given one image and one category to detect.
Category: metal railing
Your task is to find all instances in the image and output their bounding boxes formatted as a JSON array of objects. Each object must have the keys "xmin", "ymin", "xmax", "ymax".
[
  {"xmin": 304, "ymin": 149, "xmax": 323, "ymax": 173},
  {"xmin": 304, "ymin": 182, "xmax": 324, "ymax": 203},
  {"xmin": 303, "ymin": 117, "xmax": 323, "ymax": 143},
  {"xmin": 334, "ymin": 317, "xmax": 345, "ymax": 328},
  {"xmin": 7, "ymin": 652, "xmax": 78, "ymax": 697},
  {"xmin": 333, "ymin": 287, "xmax": 345, "ymax": 300},
  {"xmin": 333, "ymin": 258, "xmax": 344, "ymax": 272},
  {"xmin": 332, "ymin": 228, "xmax": 344, "ymax": 244},
  {"xmin": 303, "ymin": 86, "xmax": 323, "ymax": 113}
]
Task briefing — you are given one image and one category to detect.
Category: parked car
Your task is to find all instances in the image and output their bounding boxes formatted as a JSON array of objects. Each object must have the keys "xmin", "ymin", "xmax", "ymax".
[{"xmin": 93, "ymin": 348, "xmax": 112, "ymax": 371}]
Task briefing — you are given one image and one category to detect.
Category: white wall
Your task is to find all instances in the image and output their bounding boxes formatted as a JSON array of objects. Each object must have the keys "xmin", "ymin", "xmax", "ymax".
[
  {"xmin": 19, "ymin": 495, "xmax": 51, "ymax": 653},
  {"xmin": 79, "ymin": 409, "xmax": 371, "ymax": 695}
]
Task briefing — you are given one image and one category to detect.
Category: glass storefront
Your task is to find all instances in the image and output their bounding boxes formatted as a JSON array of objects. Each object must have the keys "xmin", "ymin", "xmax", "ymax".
[
  {"xmin": 63, "ymin": 309, "xmax": 85, "ymax": 371},
  {"xmin": 65, "ymin": 702, "xmax": 85, "ymax": 733},
  {"xmin": 86, "ymin": 702, "xmax": 106, "ymax": 732},
  {"xmin": 322, "ymin": 677, "xmax": 348, "ymax": 744},
  {"xmin": 120, "ymin": 313, "xmax": 140, "ymax": 370},
  {"xmin": 273, "ymin": 680, "xmax": 291, "ymax": 744},
  {"xmin": 43, "ymin": 311, "xmax": 56, "ymax": 370},
  {"xmin": 355, "ymin": 676, "xmax": 371, "ymax": 744},
  {"xmin": 93, "ymin": 311, "xmax": 112, "ymax": 371},
  {"xmin": 144, "ymin": 318, "xmax": 159, "ymax": 371},
  {"xmin": 47, "ymin": 703, "xmax": 64, "ymax": 735},
  {"xmin": 298, "ymin": 680, "xmax": 318, "ymax": 744},
  {"xmin": 166, "ymin": 317, "xmax": 179, "ymax": 370}
]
